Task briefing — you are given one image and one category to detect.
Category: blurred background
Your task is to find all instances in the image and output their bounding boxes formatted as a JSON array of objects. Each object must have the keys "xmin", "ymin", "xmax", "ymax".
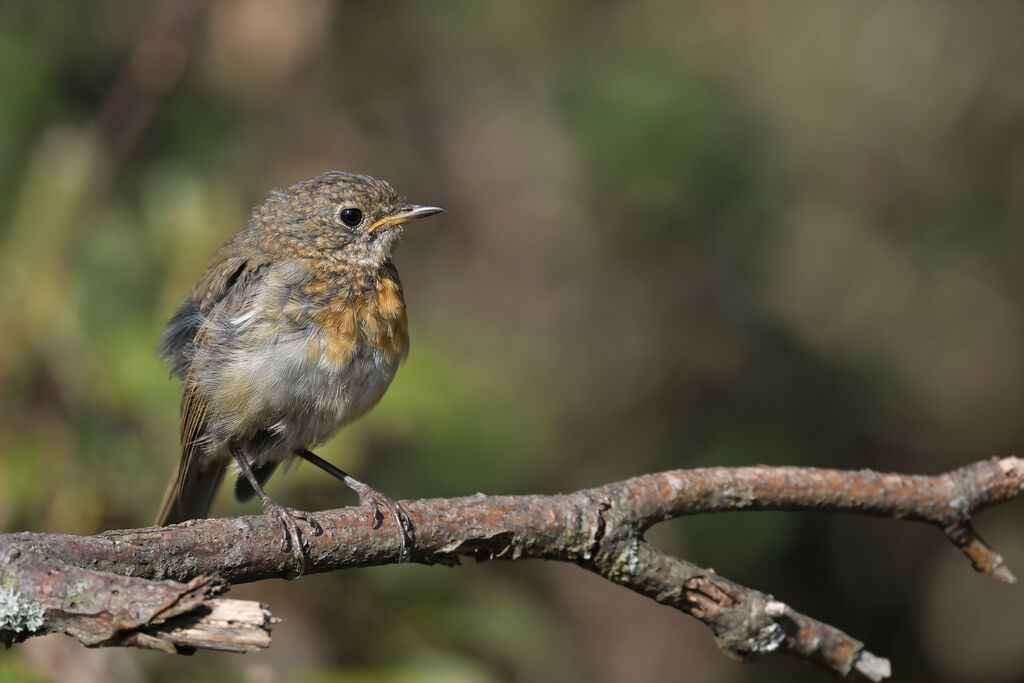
[{"xmin": 2, "ymin": 1, "xmax": 1024, "ymax": 681}]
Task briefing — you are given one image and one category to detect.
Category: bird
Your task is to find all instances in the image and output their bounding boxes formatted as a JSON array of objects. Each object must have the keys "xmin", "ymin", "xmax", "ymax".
[{"xmin": 155, "ymin": 170, "xmax": 444, "ymax": 574}]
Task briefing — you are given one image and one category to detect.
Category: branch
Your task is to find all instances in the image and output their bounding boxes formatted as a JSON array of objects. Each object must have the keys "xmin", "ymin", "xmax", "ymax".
[
  {"xmin": 0, "ymin": 552, "xmax": 273, "ymax": 653},
  {"xmin": 3, "ymin": 456, "xmax": 1022, "ymax": 679}
]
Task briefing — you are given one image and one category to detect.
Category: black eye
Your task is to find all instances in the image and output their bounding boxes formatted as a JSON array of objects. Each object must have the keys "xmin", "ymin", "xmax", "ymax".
[{"xmin": 338, "ymin": 207, "xmax": 363, "ymax": 227}]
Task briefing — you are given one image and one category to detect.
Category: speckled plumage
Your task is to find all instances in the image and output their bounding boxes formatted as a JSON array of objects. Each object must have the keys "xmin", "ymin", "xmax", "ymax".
[{"xmin": 156, "ymin": 171, "xmax": 442, "ymax": 532}]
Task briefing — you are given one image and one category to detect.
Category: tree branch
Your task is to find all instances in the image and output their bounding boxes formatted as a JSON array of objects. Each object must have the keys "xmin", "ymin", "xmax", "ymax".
[
  {"xmin": 0, "ymin": 552, "xmax": 273, "ymax": 653},
  {"xmin": 3, "ymin": 456, "xmax": 1021, "ymax": 679}
]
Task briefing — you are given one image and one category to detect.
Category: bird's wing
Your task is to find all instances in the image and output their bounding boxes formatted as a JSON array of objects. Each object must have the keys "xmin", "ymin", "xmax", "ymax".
[
  {"xmin": 157, "ymin": 247, "xmax": 265, "ymax": 376},
  {"xmin": 156, "ymin": 249, "xmax": 272, "ymax": 525}
]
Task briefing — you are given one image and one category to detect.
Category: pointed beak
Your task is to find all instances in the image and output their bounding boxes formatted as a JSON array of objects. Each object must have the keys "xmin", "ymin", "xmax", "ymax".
[{"xmin": 368, "ymin": 204, "xmax": 445, "ymax": 234}]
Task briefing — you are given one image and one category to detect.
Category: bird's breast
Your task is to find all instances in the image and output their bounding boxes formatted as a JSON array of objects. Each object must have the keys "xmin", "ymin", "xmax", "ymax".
[
  {"xmin": 307, "ymin": 275, "xmax": 409, "ymax": 368},
  {"xmin": 196, "ymin": 267, "xmax": 410, "ymax": 455},
  {"xmin": 293, "ymin": 273, "xmax": 409, "ymax": 430}
]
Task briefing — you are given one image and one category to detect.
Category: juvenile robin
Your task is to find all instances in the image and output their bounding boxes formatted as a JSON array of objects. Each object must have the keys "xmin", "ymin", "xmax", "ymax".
[{"xmin": 156, "ymin": 171, "xmax": 443, "ymax": 573}]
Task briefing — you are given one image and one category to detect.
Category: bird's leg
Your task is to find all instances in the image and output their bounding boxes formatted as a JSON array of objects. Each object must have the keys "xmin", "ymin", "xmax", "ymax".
[
  {"xmin": 294, "ymin": 448, "xmax": 412, "ymax": 559},
  {"xmin": 230, "ymin": 444, "xmax": 323, "ymax": 576}
]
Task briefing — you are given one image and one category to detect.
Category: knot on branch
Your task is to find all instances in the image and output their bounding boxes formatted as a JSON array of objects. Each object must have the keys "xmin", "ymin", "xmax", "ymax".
[
  {"xmin": 432, "ymin": 531, "xmax": 518, "ymax": 564},
  {"xmin": 682, "ymin": 575, "xmax": 785, "ymax": 659}
]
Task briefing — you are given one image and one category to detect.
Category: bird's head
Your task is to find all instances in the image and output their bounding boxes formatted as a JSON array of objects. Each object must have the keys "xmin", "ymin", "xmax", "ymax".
[{"xmin": 251, "ymin": 171, "xmax": 444, "ymax": 267}]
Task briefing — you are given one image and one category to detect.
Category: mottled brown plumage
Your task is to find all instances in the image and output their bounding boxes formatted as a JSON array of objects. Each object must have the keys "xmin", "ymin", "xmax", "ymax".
[{"xmin": 155, "ymin": 171, "xmax": 443, "ymax": 573}]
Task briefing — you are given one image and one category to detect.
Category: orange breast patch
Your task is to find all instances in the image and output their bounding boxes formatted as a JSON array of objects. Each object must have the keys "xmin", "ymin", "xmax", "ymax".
[
  {"xmin": 311, "ymin": 277, "xmax": 408, "ymax": 365},
  {"xmin": 373, "ymin": 277, "xmax": 409, "ymax": 361}
]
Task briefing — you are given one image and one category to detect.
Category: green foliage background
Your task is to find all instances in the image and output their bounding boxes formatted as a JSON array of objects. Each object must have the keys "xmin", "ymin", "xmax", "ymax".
[{"xmin": 2, "ymin": 2, "xmax": 1024, "ymax": 681}]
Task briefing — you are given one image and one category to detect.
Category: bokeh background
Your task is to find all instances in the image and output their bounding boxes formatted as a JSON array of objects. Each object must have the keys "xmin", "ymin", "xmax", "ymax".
[{"xmin": 2, "ymin": 1, "xmax": 1024, "ymax": 681}]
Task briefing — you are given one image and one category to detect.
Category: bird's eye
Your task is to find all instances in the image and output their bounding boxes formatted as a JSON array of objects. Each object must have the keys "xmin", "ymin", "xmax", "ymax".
[{"xmin": 338, "ymin": 207, "xmax": 363, "ymax": 227}]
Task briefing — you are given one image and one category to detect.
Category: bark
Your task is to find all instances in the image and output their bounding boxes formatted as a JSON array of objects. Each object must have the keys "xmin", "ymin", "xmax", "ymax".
[{"xmin": 3, "ymin": 456, "xmax": 1022, "ymax": 680}]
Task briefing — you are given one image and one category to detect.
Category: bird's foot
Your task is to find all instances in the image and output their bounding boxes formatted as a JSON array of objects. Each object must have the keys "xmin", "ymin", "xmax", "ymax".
[
  {"xmin": 344, "ymin": 476, "xmax": 413, "ymax": 560},
  {"xmin": 260, "ymin": 498, "xmax": 324, "ymax": 577},
  {"xmin": 291, "ymin": 449, "xmax": 414, "ymax": 561}
]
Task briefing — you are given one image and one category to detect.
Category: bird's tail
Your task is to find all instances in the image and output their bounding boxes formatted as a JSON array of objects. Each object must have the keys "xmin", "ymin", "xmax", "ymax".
[
  {"xmin": 157, "ymin": 381, "xmax": 226, "ymax": 525},
  {"xmin": 156, "ymin": 458, "xmax": 226, "ymax": 525}
]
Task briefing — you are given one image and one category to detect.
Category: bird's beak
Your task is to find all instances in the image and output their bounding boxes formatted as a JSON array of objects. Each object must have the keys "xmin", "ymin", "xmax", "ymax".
[{"xmin": 368, "ymin": 204, "xmax": 445, "ymax": 234}]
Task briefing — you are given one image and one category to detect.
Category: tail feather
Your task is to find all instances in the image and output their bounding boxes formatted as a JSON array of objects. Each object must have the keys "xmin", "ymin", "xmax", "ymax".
[
  {"xmin": 156, "ymin": 383, "xmax": 224, "ymax": 526},
  {"xmin": 156, "ymin": 458, "xmax": 227, "ymax": 525}
]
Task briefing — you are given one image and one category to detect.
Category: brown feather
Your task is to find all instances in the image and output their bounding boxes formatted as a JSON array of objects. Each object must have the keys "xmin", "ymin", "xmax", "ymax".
[{"xmin": 155, "ymin": 382, "xmax": 225, "ymax": 525}]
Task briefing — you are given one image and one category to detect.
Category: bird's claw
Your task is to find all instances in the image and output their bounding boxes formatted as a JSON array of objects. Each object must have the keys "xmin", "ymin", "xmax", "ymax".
[
  {"xmin": 364, "ymin": 492, "xmax": 413, "ymax": 557},
  {"xmin": 261, "ymin": 500, "xmax": 323, "ymax": 577},
  {"xmin": 347, "ymin": 480, "xmax": 413, "ymax": 560}
]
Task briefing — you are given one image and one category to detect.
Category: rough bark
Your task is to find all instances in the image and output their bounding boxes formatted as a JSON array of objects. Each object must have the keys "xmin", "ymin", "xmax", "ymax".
[{"xmin": 3, "ymin": 456, "xmax": 1022, "ymax": 680}]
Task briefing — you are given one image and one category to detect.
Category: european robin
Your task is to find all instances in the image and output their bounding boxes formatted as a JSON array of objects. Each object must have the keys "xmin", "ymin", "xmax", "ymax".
[{"xmin": 155, "ymin": 171, "xmax": 443, "ymax": 573}]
